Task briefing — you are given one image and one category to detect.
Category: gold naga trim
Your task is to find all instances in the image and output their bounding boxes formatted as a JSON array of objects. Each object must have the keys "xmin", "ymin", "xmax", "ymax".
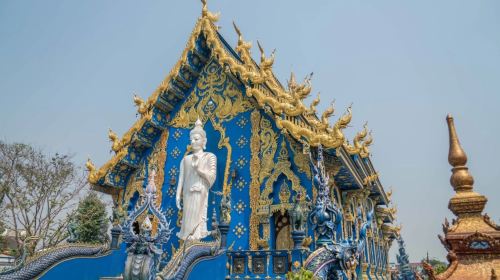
[
  {"xmin": 275, "ymin": 106, "xmax": 352, "ymax": 148},
  {"xmin": 288, "ymin": 136, "xmax": 312, "ymax": 179},
  {"xmin": 359, "ymin": 131, "xmax": 373, "ymax": 158},
  {"xmin": 345, "ymin": 122, "xmax": 368, "ymax": 155}
]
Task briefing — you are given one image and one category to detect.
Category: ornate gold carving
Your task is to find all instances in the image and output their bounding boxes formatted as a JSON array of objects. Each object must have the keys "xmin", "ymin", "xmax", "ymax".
[
  {"xmin": 308, "ymin": 93, "xmax": 320, "ymax": 114},
  {"xmin": 275, "ymin": 106, "xmax": 352, "ymax": 148},
  {"xmin": 210, "ymin": 118, "xmax": 232, "ymax": 195},
  {"xmin": 124, "ymin": 161, "xmax": 146, "ymax": 204},
  {"xmin": 148, "ymin": 129, "xmax": 169, "ymax": 208},
  {"xmin": 362, "ymin": 173, "xmax": 379, "ymax": 186},
  {"xmin": 288, "ymin": 137, "xmax": 312, "ymax": 179},
  {"xmin": 170, "ymin": 60, "xmax": 252, "ymax": 128},
  {"xmin": 201, "ymin": 0, "xmax": 220, "ymax": 23},
  {"xmin": 278, "ymin": 182, "xmax": 291, "ymax": 206},
  {"xmin": 259, "ymin": 140, "xmax": 305, "ymax": 207},
  {"xmin": 258, "ymin": 116, "xmax": 278, "ymax": 183},
  {"xmin": 133, "ymin": 94, "xmax": 150, "ymax": 117},
  {"xmin": 108, "ymin": 128, "xmax": 123, "ymax": 153},
  {"xmin": 359, "ymin": 131, "xmax": 373, "ymax": 158},
  {"xmin": 249, "ymin": 110, "xmax": 262, "ymax": 250},
  {"xmin": 345, "ymin": 122, "xmax": 368, "ymax": 155}
]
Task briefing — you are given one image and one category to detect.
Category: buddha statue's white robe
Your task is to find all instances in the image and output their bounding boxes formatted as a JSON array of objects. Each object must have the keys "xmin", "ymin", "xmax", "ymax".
[{"xmin": 176, "ymin": 151, "xmax": 217, "ymax": 240}]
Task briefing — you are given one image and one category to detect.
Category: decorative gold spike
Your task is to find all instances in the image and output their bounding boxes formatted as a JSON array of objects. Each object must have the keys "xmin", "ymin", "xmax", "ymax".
[
  {"xmin": 133, "ymin": 94, "xmax": 149, "ymax": 117},
  {"xmin": 345, "ymin": 122, "xmax": 368, "ymax": 155},
  {"xmin": 446, "ymin": 114, "xmax": 473, "ymax": 191},
  {"xmin": 256, "ymin": 40, "xmax": 275, "ymax": 71},
  {"xmin": 201, "ymin": 0, "xmax": 219, "ymax": 22},
  {"xmin": 232, "ymin": 21, "xmax": 252, "ymax": 65},
  {"xmin": 360, "ymin": 130, "xmax": 373, "ymax": 158},
  {"xmin": 446, "ymin": 114, "xmax": 487, "ymax": 217},
  {"xmin": 288, "ymin": 71, "xmax": 297, "ymax": 89},
  {"xmin": 321, "ymin": 101, "xmax": 335, "ymax": 126},
  {"xmin": 309, "ymin": 92, "xmax": 321, "ymax": 114},
  {"xmin": 108, "ymin": 129, "xmax": 122, "ymax": 153},
  {"xmin": 86, "ymin": 157, "xmax": 96, "ymax": 173},
  {"xmin": 232, "ymin": 21, "xmax": 242, "ymax": 41},
  {"xmin": 86, "ymin": 157, "xmax": 99, "ymax": 183}
]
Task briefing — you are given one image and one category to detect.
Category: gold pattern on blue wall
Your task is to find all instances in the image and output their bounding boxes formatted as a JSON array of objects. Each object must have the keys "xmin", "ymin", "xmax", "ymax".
[
  {"xmin": 236, "ymin": 155, "xmax": 248, "ymax": 168},
  {"xmin": 171, "ymin": 147, "xmax": 181, "ymax": 159},
  {"xmin": 173, "ymin": 129, "xmax": 183, "ymax": 140},
  {"xmin": 234, "ymin": 200, "xmax": 247, "ymax": 214},
  {"xmin": 236, "ymin": 135, "xmax": 248, "ymax": 148},
  {"xmin": 166, "ymin": 207, "xmax": 175, "ymax": 218},
  {"xmin": 235, "ymin": 177, "xmax": 247, "ymax": 191},
  {"xmin": 169, "ymin": 166, "xmax": 179, "ymax": 177},
  {"xmin": 236, "ymin": 116, "xmax": 248, "ymax": 128},
  {"xmin": 233, "ymin": 222, "xmax": 247, "ymax": 238}
]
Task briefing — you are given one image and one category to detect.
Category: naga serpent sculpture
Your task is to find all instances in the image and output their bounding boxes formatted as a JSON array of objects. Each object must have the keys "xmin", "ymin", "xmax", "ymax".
[{"xmin": 303, "ymin": 145, "xmax": 373, "ymax": 280}]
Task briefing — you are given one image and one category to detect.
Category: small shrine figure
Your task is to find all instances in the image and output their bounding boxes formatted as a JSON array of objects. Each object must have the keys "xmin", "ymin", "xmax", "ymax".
[
  {"xmin": 290, "ymin": 191, "xmax": 307, "ymax": 232},
  {"xmin": 176, "ymin": 119, "xmax": 217, "ymax": 240}
]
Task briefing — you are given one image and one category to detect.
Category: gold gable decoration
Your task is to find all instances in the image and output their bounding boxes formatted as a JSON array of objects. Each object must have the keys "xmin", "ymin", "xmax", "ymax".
[{"xmin": 169, "ymin": 59, "xmax": 252, "ymax": 128}]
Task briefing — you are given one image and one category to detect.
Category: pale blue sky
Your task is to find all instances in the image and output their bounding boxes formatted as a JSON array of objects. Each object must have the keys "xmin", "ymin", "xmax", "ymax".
[{"xmin": 1, "ymin": 1, "xmax": 499, "ymax": 262}]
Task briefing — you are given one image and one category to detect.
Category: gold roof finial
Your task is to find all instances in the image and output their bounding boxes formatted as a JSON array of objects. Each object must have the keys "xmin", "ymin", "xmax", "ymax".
[
  {"xmin": 257, "ymin": 40, "xmax": 275, "ymax": 71},
  {"xmin": 201, "ymin": 0, "xmax": 219, "ymax": 22},
  {"xmin": 232, "ymin": 21, "xmax": 242, "ymax": 42},
  {"xmin": 232, "ymin": 21, "xmax": 252, "ymax": 64},
  {"xmin": 133, "ymin": 94, "xmax": 148, "ymax": 117},
  {"xmin": 321, "ymin": 100, "xmax": 335, "ymax": 125},
  {"xmin": 446, "ymin": 114, "xmax": 487, "ymax": 217},
  {"xmin": 108, "ymin": 128, "xmax": 122, "ymax": 153}
]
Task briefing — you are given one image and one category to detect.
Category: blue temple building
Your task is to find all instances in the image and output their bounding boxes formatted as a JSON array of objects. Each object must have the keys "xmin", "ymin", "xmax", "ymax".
[{"xmin": 0, "ymin": 2, "xmax": 398, "ymax": 280}]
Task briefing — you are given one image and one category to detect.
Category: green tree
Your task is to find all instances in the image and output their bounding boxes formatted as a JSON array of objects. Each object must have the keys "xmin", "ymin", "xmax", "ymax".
[{"xmin": 74, "ymin": 192, "xmax": 108, "ymax": 243}]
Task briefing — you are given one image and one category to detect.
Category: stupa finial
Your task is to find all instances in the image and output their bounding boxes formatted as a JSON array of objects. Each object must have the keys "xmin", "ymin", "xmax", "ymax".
[
  {"xmin": 446, "ymin": 114, "xmax": 474, "ymax": 192},
  {"xmin": 445, "ymin": 114, "xmax": 487, "ymax": 217}
]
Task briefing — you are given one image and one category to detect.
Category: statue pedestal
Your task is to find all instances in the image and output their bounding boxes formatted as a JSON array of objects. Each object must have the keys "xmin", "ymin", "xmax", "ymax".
[
  {"xmin": 110, "ymin": 225, "xmax": 122, "ymax": 250},
  {"xmin": 291, "ymin": 230, "xmax": 305, "ymax": 249},
  {"xmin": 219, "ymin": 222, "xmax": 229, "ymax": 249}
]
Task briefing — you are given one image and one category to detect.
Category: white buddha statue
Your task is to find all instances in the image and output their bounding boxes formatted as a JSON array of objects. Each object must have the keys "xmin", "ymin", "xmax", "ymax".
[{"xmin": 176, "ymin": 119, "xmax": 217, "ymax": 240}]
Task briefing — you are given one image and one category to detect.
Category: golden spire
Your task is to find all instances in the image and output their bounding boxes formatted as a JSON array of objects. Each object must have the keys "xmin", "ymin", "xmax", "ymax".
[{"xmin": 446, "ymin": 114, "xmax": 487, "ymax": 217}]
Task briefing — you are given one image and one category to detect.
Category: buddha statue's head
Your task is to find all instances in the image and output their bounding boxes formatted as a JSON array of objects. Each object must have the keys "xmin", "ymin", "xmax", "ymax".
[{"xmin": 190, "ymin": 118, "xmax": 207, "ymax": 152}]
